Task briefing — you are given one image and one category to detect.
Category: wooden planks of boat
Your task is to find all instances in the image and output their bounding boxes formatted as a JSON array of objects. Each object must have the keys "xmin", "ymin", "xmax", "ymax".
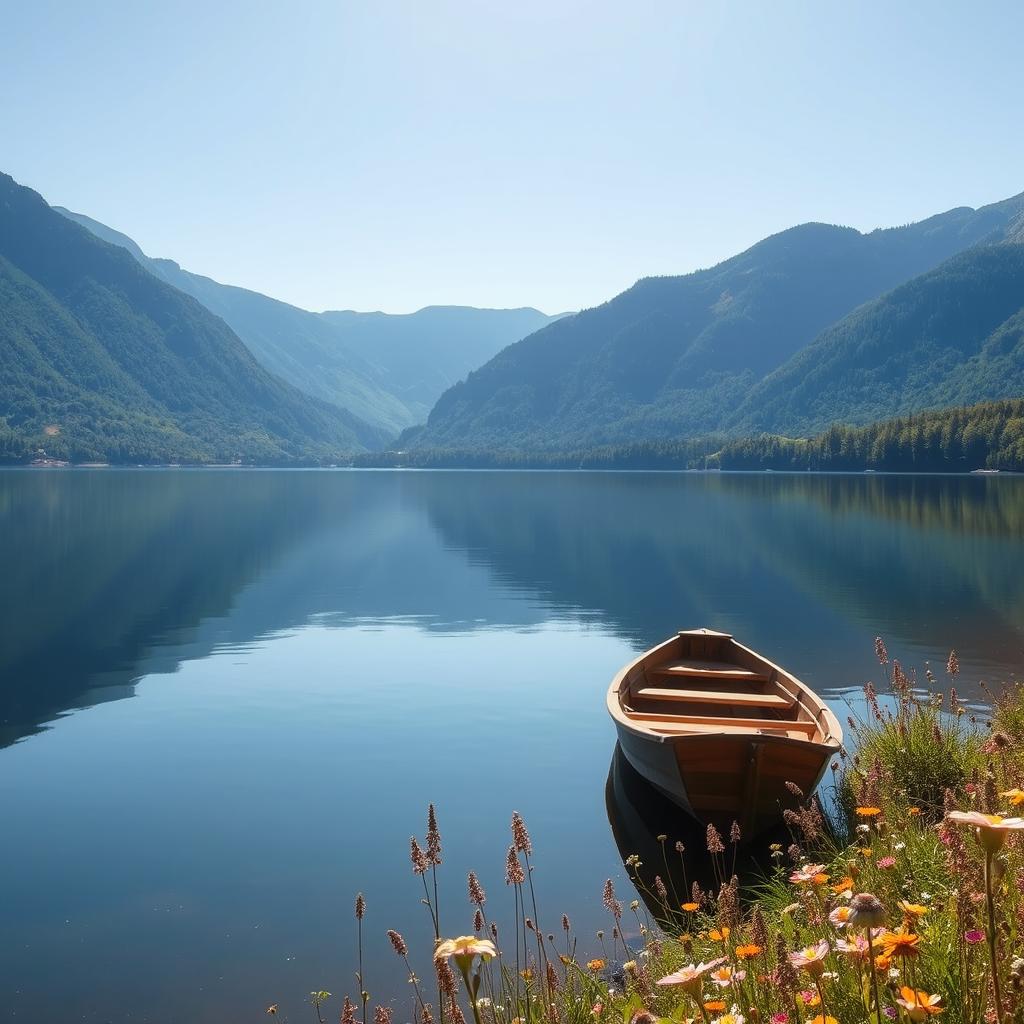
[{"xmin": 606, "ymin": 628, "xmax": 842, "ymax": 838}]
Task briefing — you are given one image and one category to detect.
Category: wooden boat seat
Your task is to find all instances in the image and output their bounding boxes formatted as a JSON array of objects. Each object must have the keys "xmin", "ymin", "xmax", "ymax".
[
  {"xmin": 648, "ymin": 722, "xmax": 815, "ymax": 740},
  {"xmin": 651, "ymin": 658, "xmax": 768, "ymax": 683},
  {"xmin": 635, "ymin": 686, "xmax": 795, "ymax": 709},
  {"xmin": 625, "ymin": 710, "xmax": 818, "ymax": 736}
]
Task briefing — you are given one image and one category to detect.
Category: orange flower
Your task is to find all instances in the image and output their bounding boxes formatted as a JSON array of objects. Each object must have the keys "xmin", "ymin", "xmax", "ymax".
[
  {"xmin": 709, "ymin": 927, "xmax": 730, "ymax": 942},
  {"xmin": 586, "ymin": 959, "xmax": 605, "ymax": 972},
  {"xmin": 907, "ymin": 807, "xmax": 922, "ymax": 817},
  {"xmin": 878, "ymin": 928, "xmax": 920, "ymax": 959},
  {"xmin": 809, "ymin": 1017, "xmax": 839, "ymax": 1024},
  {"xmin": 1001, "ymin": 788, "xmax": 1024, "ymax": 807},
  {"xmin": 898, "ymin": 901, "xmax": 928, "ymax": 919},
  {"xmin": 703, "ymin": 1002, "xmax": 726, "ymax": 1013},
  {"xmin": 832, "ymin": 876, "xmax": 854, "ymax": 894},
  {"xmin": 894, "ymin": 987, "xmax": 944, "ymax": 1020},
  {"xmin": 859, "ymin": 848, "xmax": 873, "ymax": 857},
  {"xmin": 735, "ymin": 944, "xmax": 763, "ymax": 959},
  {"xmin": 680, "ymin": 902, "xmax": 700, "ymax": 912},
  {"xmin": 856, "ymin": 807, "xmax": 882, "ymax": 817}
]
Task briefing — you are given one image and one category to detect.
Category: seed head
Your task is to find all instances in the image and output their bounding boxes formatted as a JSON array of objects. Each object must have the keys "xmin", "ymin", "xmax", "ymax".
[
  {"xmin": 426, "ymin": 805, "xmax": 442, "ymax": 866},
  {"xmin": 341, "ymin": 997, "xmax": 357, "ymax": 1024},
  {"xmin": 473, "ymin": 909, "xmax": 484, "ymax": 933},
  {"xmin": 706, "ymin": 824, "xmax": 725, "ymax": 855},
  {"xmin": 602, "ymin": 879, "xmax": 622, "ymax": 920},
  {"xmin": 410, "ymin": 837, "xmax": 429, "ymax": 876},
  {"xmin": 874, "ymin": 636, "xmax": 888, "ymax": 665},
  {"xmin": 511, "ymin": 812, "xmax": 533, "ymax": 856},
  {"xmin": 387, "ymin": 929, "xmax": 408, "ymax": 957},
  {"xmin": 468, "ymin": 871, "xmax": 486, "ymax": 907},
  {"xmin": 505, "ymin": 845, "xmax": 525, "ymax": 886},
  {"xmin": 947, "ymin": 650, "xmax": 960, "ymax": 677},
  {"xmin": 562, "ymin": 914, "xmax": 570, "ymax": 932},
  {"xmin": 375, "ymin": 1007, "xmax": 393, "ymax": 1024},
  {"xmin": 355, "ymin": 893, "xmax": 366, "ymax": 921}
]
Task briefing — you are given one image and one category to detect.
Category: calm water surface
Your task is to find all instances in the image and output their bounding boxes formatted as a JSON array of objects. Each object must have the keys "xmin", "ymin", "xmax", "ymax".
[{"xmin": 1, "ymin": 469, "xmax": 1023, "ymax": 1021}]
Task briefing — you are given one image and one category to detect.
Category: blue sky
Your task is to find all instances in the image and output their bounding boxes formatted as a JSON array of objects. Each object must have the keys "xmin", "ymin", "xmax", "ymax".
[{"xmin": 3, "ymin": 1, "xmax": 1023, "ymax": 314}]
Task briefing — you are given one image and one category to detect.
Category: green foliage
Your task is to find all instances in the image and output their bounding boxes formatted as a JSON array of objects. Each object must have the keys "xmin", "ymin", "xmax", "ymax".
[
  {"xmin": 0, "ymin": 172, "xmax": 388, "ymax": 463},
  {"xmin": 409, "ymin": 194, "xmax": 1024, "ymax": 451}
]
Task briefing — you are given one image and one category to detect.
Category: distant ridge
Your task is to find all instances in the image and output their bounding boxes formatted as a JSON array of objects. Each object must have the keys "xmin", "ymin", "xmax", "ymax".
[
  {"xmin": 406, "ymin": 190, "xmax": 1024, "ymax": 450},
  {"xmin": 55, "ymin": 208, "xmax": 563, "ymax": 431},
  {"xmin": 0, "ymin": 172, "xmax": 387, "ymax": 463}
]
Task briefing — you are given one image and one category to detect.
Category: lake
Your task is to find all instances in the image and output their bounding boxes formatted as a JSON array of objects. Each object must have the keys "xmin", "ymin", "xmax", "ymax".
[{"xmin": 1, "ymin": 469, "xmax": 1022, "ymax": 1022}]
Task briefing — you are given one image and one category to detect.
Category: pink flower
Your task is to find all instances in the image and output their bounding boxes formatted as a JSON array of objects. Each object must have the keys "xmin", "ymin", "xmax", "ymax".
[
  {"xmin": 877, "ymin": 856, "xmax": 897, "ymax": 869},
  {"xmin": 708, "ymin": 966, "xmax": 746, "ymax": 988},
  {"xmin": 789, "ymin": 864, "xmax": 827, "ymax": 884},
  {"xmin": 771, "ymin": 1015, "xmax": 789, "ymax": 1024},
  {"xmin": 828, "ymin": 906, "xmax": 851, "ymax": 929},
  {"xmin": 788, "ymin": 939, "xmax": 830, "ymax": 977},
  {"xmin": 656, "ymin": 957, "xmax": 728, "ymax": 992},
  {"xmin": 964, "ymin": 929, "xmax": 985, "ymax": 944}
]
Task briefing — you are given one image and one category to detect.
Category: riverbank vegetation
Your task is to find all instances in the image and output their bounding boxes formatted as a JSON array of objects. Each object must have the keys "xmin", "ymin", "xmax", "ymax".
[{"xmin": 274, "ymin": 642, "xmax": 1024, "ymax": 1024}]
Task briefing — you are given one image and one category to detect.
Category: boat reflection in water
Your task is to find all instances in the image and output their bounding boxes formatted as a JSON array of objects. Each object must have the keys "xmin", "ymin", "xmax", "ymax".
[{"xmin": 606, "ymin": 743, "xmax": 792, "ymax": 925}]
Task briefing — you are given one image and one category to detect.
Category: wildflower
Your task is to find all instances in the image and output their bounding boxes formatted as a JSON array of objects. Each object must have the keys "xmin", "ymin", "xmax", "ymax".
[
  {"xmin": 894, "ymin": 842, "xmax": 906, "ymax": 851},
  {"xmin": 894, "ymin": 987, "xmax": 944, "ymax": 1020},
  {"xmin": 770, "ymin": 1015, "xmax": 788, "ymax": 1024},
  {"xmin": 590, "ymin": 1004, "xmax": 602, "ymax": 1017},
  {"xmin": 735, "ymin": 944, "xmax": 763, "ymax": 959},
  {"xmin": 435, "ymin": 936, "xmax": 497, "ymax": 971},
  {"xmin": 946, "ymin": 810, "xmax": 1024, "ymax": 852},
  {"xmin": 848, "ymin": 893, "xmax": 887, "ymax": 929},
  {"xmin": 681, "ymin": 902, "xmax": 700, "ymax": 912},
  {"xmin": 341, "ymin": 997, "xmax": 357, "ymax": 1024},
  {"xmin": 878, "ymin": 928, "xmax": 920, "ymax": 959},
  {"xmin": 387, "ymin": 930, "xmax": 409, "ymax": 957},
  {"xmin": 656, "ymin": 958, "xmax": 728, "ymax": 993},
  {"xmin": 788, "ymin": 939, "xmax": 829, "ymax": 977},
  {"xmin": 828, "ymin": 906, "xmax": 852, "ymax": 928},
  {"xmin": 602, "ymin": 880, "xmax": 622, "ymax": 920},
  {"xmin": 832, "ymin": 876, "xmax": 854, "ymax": 895},
  {"xmin": 856, "ymin": 807, "xmax": 882, "ymax": 817},
  {"xmin": 878, "ymin": 856, "xmax": 897, "ymax": 869},
  {"xmin": 707, "ymin": 824, "xmax": 726, "ymax": 855},
  {"xmin": 587, "ymin": 959, "xmax": 606, "ymax": 973},
  {"xmin": 907, "ymin": 807, "xmax": 921, "ymax": 817},
  {"xmin": 834, "ymin": 935, "xmax": 871, "ymax": 960},
  {"xmin": 860, "ymin": 848, "xmax": 873, "ymax": 857},
  {"xmin": 410, "ymin": 837, "xmax": 429, "ymax": 875},
  {"xmin": 426, "ymin": 804, "xmax": 442, "ymax": 865},
  {"xmin": 808, "ymin": 1017, "xmax": 838, "ymax": 1024},
  {"xmin": 790, "ymin": 864, "xmax": 828, "ymax": 884},
  {"xmin": 375, "ymin": 1007, "xmax": 393, "ymax": 1024},
  {"xmin": 505, "ymin": 846, "xmax": 525, "ymax": 885},
  {"xmin": 355, "ymin": 892, "xmax": 366, "ymax": 920},
  {"xmin": 520, "ymin": 968, "xmax": 533, "ymax": 981},
  {"xmin": 713, "ymin": 1013, "xmax": 744, "ymax": 1024},
  {"xmin": 798, "ymin": 990, "xmax": 821, "ymax": 1006},
  {"xmin": 964, "ymin": 929, "xmax": 985, "ymax": 944},
  {"xmin": 511, "ymin": 812, "xmax": 532, "ymax": 856},
  {"xmin": 702, "ymin": 1001, "xmax": 726, "ymax": 1013},
  {"xmin": 709, "ymin": 927, "xmax": 730, "ymax": 942},
  {"xmin": 897, "ymin": 902, "xmax": 928, "ymax": 919},
  {"xmin": 709, "ymin": 966, "xmax": 746, "ymax": 988},
  {"xmin": 875, "ymin": 637, "xmax": 888, "ymax": 665},
  {"xmin": 1001, "ymin": 788, "xmax": 1024, "ymax": 807},
  {"xmin": 468, "ymin": 871, "xmax": 486, "ymax": 907}
]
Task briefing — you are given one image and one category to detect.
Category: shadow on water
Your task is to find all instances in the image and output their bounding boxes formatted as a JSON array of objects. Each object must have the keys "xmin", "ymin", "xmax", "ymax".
[{"xmin": 606, "ymin": 743, "xmax": 792, "ymax": 924}]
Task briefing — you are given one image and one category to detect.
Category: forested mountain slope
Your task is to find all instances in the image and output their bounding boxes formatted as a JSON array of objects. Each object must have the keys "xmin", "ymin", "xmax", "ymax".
[
  {"xmin": 56, "ymin": 209, "xmax": 560, "ymax": 429},
  {"xmin": 408, "ymin": 193, "xmax": 1024, "ymax": 450},
  {"xmin": 0, "ymin": 173, "xmax": 385, "ymax": 462}
]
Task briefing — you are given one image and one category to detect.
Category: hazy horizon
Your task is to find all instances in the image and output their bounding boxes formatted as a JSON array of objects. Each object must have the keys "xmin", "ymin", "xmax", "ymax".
[{"xmin": 4, "ymin": 1, "xmax": 1024, "ymax": 314}]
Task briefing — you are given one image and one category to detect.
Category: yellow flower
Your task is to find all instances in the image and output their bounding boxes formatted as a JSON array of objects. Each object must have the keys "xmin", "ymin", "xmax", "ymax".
[
  {"xmin": 856, "ymin": 806, "xmax": 882, "ymax": 817},
  {"xmin": 898, "ymin": 901, "xmax": 929, "ymax": 919},
  {"xmin": 1001, "ymin": 788, "xmax": 1024, "ymax": 807},
  {"xmin": 946, "ymin": 810, "xmax": 1024, "ymax": 852},
  {"xmin": 809, "ymin": 1017, "xmax": 839, "ymax": 1024},
  {"xmin": 681, "ymin": 902, "xmax": 700, "ymax": 912},
  {"xmin": 586, "ymin": 959, "xmax": 605, "ymax": 973},
  {"xmin": 894, "ymin": 986, "xmax": 944, "ymax": 1020},
  {"xmin": 859, "ymin": 848, "xmax": 873, "ymax": 857},
  {"xmin": 435, "ymin": 936, "xmax": 497, "ymax": 971}
]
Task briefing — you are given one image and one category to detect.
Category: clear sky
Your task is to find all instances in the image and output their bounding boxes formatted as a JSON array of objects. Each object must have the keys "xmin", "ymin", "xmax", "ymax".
[{"xmin": 3, "ymin": 1, "xmax": 1023, "ymax": 315}]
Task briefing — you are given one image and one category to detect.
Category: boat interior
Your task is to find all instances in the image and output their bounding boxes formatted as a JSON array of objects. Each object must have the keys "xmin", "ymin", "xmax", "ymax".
[{"xmin": 619, "ymin": 631, "xmax": 832, "ymax": 743}]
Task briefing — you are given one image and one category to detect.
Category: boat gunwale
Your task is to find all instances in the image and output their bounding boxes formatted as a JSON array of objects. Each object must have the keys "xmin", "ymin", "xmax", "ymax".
[{"xmin": 606, "ymin": 629, "xmax": 843, "ymax": 751}]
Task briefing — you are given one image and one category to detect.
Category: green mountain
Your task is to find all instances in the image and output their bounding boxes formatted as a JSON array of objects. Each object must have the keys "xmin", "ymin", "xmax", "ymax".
[
  {"xmin": 0, "ymin": 172, "xmax": 386, "ymax": 463},
  {"xmin": 730, "ymin": 242, "xmax": 1024, "ymax": 435},
  {"xmin": 55, "ymin": 209, "xmax": 561, "ymax": 430},
  {"xmin": 407, "ymin": 193, "xmax": 1024, "ymax": 450}
]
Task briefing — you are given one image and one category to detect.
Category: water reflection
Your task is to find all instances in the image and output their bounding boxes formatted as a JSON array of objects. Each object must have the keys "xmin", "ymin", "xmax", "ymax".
[
  {"xmin": 3, "ymin": 469, "xmax": 1024, "ymax": 747},
  {"xmin": 605, "ymin": 744, "xmax": 791, "ymax": 924}
]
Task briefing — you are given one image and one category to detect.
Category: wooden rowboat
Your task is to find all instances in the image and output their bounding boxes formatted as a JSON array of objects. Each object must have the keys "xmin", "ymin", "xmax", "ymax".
[{"xmin": 606, "ymin": 628, "xmax": 842, "ymax": 838}]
